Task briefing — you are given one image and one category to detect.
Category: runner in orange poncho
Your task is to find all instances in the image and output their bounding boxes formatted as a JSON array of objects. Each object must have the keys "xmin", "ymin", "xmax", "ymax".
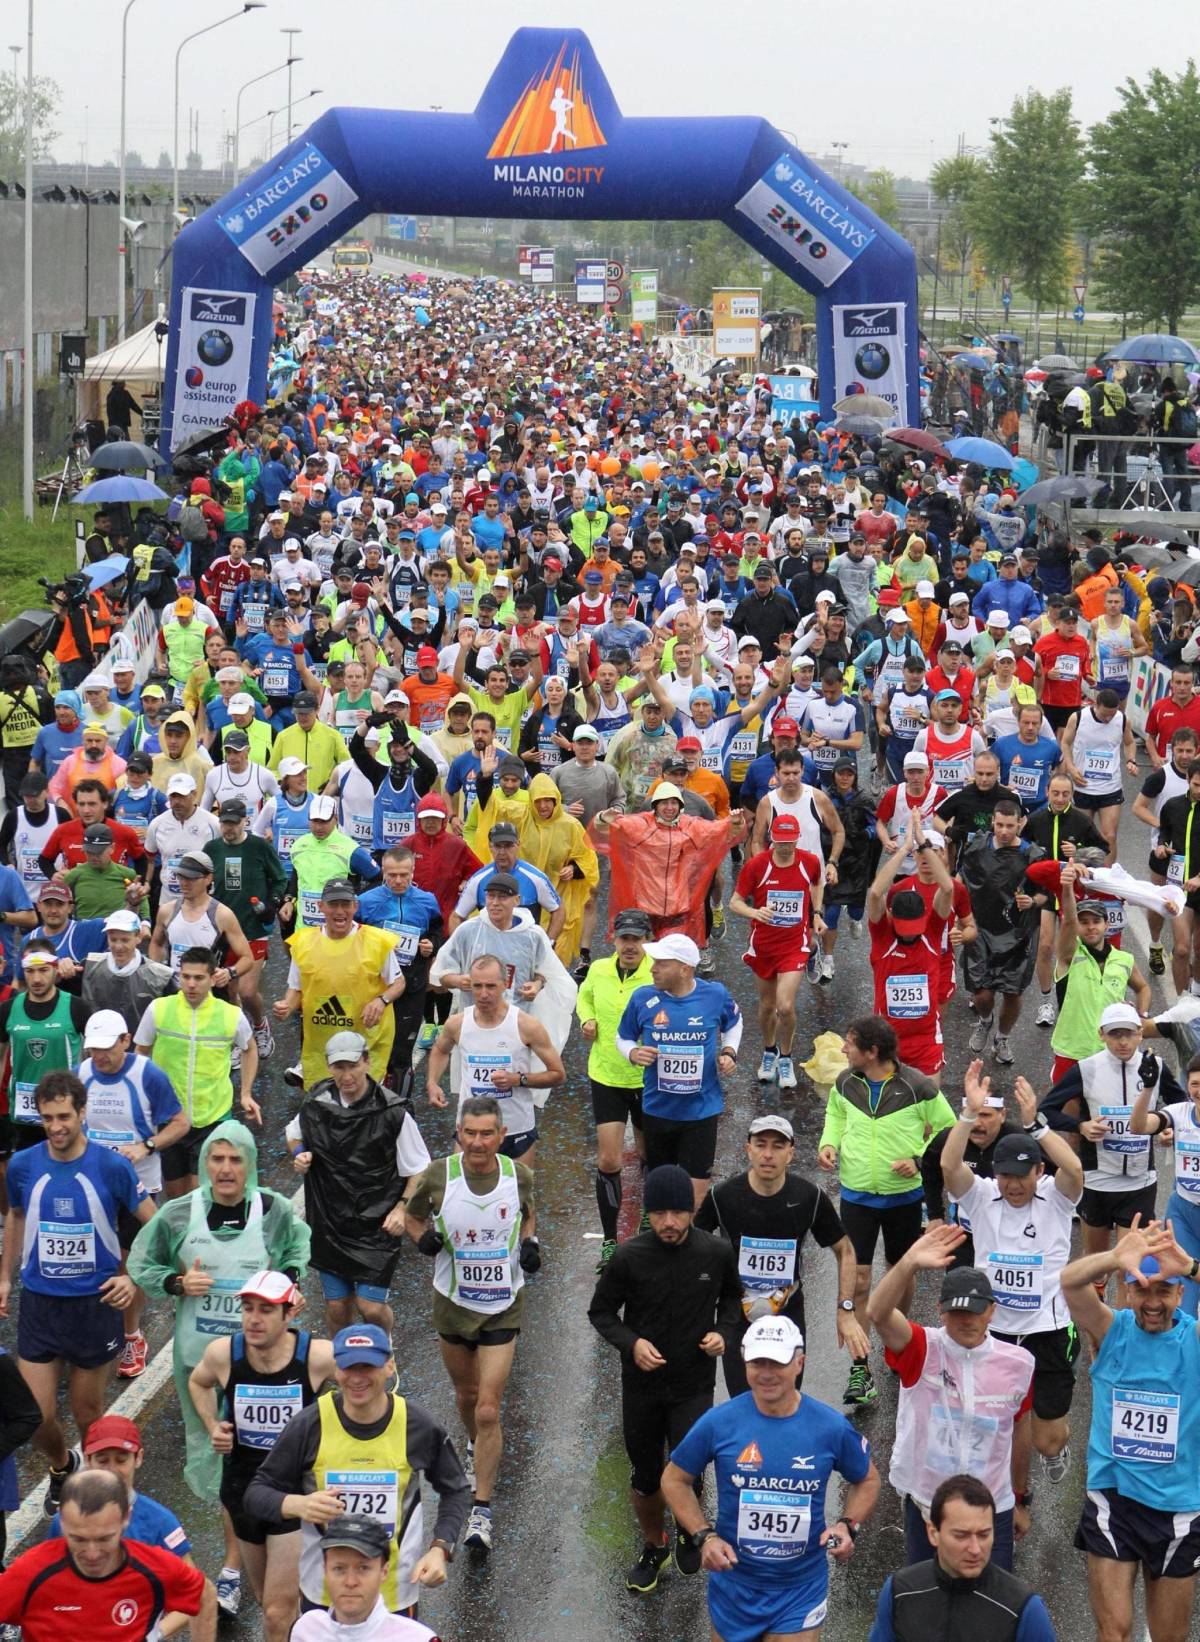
[{"xmin": 590, "ymin": 783, "xmax": 746, "ymax": 949}]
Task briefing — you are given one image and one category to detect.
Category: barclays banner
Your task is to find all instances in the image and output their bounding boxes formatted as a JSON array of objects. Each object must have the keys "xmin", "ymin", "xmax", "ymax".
[
  {"xmin": 218, "ymin": 142, "xmax": 359, "ymax": 277},
  {"xmin": 736, "ymin": 155, "xmax": 876, "ymax": 289},
  {"xmin": 170, "ymin": 288, "xmax": 257, "ymax": 444},
  {"xmin": 831, "ymin": 302, "xmax": 907, "ymax": 427}
]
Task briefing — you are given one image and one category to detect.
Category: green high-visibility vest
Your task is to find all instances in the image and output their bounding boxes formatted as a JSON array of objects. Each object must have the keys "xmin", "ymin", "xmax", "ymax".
[
  {"xmin": 149, "ymin": 990, "xmax": 242, "ymax": 1128},
  {"xmin": 162, "ymin": 620, "xmax": 208, "ymax": 684},
  {"xmin": 289, "ymin": 829, "xmax": 357, "ymax": 926},
  {"xmin": 1051, "ymin": 939, "xmax": 1136, "ymax": 1063}
]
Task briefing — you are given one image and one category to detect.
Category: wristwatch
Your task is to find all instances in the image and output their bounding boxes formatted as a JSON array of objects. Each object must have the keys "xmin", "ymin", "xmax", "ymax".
[
  {"xmin": 1189, "ymin": 1258, "xmax": 1200, "ymax": 1282},
  {"xmin": 430, "ymin": 1537, "xmax": 455, "ymax": 1564},
  {"xmin": 837, "ymin": 1516, "xmax": 860, "ymax": 1542},
  {"xmin": 1023, "ymin": 1114, "xmax": 1049, "ymax": 1135},
  {"xmin": 692, "ymin": 1526, "xmax": 718, "ymax": 1550},
  {"xmin": 143, "ymin": 1136, "xmax": 157, "ymax": 1154},
  {"xmin": 518, "ymin": 1072, "xmax": 529, "ymax": 1087},
  {"xmin": 1015, "ymin": 1490, "xmax": 1033, "ymax": 1508},
  {"xmin": 838, "ymin": 1299, "xmax": 855, "ymax": 1313}
]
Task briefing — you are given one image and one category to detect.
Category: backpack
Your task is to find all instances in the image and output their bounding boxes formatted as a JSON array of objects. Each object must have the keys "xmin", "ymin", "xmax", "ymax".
[
  {"xmin": 178, "ymin": 500, "xmax": 208, "ymax": 542},
  {"xmin": 1176, "ymin": 403, "xmax": 1198, "ymax": 440}
]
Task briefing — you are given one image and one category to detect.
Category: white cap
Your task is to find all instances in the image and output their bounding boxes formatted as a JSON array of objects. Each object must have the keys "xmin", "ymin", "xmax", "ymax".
[
  {"xmin": 103, "ymin": 908, "xmax": 143, "ymax": 934},
  {"xmin": 986, "ymin": 609, "xmax": 1011, "ymax": 629},
  {"xmin": 1011, "ymin": 624, "xmax": 1033, "ymax": 643},
  {"xmin": 238, "ymin": 1270, "xmax": 301, "ymax": 1305},
  {"xmin": 815, "ymin": 589, "xmax": 837, "ymax": 605},
  {"xmin": 277, "ymin": 756, "xmax": 308, "ymax": 777},
  {"xmin": 84, "ymin": 1009, "xmax": 128, "ymax": 1049},
  {"xmin": 216, "ymin": 665, "xmax": 244, "ymax": 683},
  {"xmin": 949, "ymin": 591, "xmax": 970, "ymax": 605},
  {"xmin": 737, "ymin": 635, "xmax": 762, "ymax": 650},
  {"xmin": 309, "ymin": 795, "xmax": 338, "ymax": 821},
  {"xmin": 1100, "ymin": 1002, "xmax": 1142, "ymax": 1032},
  {"xmin": 81, "ymin": 672, "xmax": 110, "ymax": 691},
  {"xmin": 886, "ymin": 608, "xmax": 910, "ymax": 624},
  {"xmin": 741, "ymin": 1315, "xmax": 805, "ymax": 1363},
  {"xmin": 110, "ymin": 658, "xmax": 135, "ymax": 675},
  {"xmin": 915, "ymin": 580, "xmax": 936, "ymax": 599},
  {"xmin": 706, "ymin": 599, "xmax": 727, "ymax": 613},
  {"xmin": 572, "ymin": 724, "xmax": 600, "ymax": 741},
  {"xmin": 643, "ymin": 932, "xmax": 701, "ymax": 967},
  {"xmin": 228, "ymin": 692, "xmax": 255, "ymax": 714},
  {"xmin": 903, "ymin": 750, "xmax": 930, "ymax": 769},
  {"xmin": 167, "ymin": 773, "xmax": 196, "ymax": 796}
]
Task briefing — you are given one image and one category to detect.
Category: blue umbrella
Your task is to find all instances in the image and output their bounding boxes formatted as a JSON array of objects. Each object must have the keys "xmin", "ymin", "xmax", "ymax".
[
  {"xmin": 80, "ymin": 556, "xmax": 131, "ymax": 591},
  {"xmin": 950, "ymin": 351, "xmax": 992, "ymax": 370},
  {"xmin": 945, "ymin": 437, "xmax": 1017, "ymax": 470},
  {"xmin": 1009, "ymin": 457, "xmax": 1040, "ymax": 492},
  {"xmin": 73, "ymin": 476, "xmax": 169, "ymax": 504},
  {"xmin": 1103, "ymin": 333, "xmax": 1200, "ymax": 367}
]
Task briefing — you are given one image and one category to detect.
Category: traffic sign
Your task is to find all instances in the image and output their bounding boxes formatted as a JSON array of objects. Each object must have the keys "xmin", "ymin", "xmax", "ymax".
[
  {"xmin": 1073, "ymin": 283, "xmax": 1087, "ymax": 303},
  {"xmin": 605, "ymin": 283, "xmax": 623, "ymax": 304},
  {"xmin": 1073, "ymin": 304, "xmax": 1085, "ymax": 323},
  {"xmin": 1001, "ymin": 291, "xmax": 1012, "ymax": 310},
  {"xmin": 606, "ymin": 260, "xmax": 625, "ymax": 281}
]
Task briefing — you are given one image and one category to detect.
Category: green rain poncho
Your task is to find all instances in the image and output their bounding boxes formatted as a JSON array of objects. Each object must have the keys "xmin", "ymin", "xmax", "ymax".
[{"xmin": 127, "ymin": 1119, "xmax": 310, "ymax": 1499}]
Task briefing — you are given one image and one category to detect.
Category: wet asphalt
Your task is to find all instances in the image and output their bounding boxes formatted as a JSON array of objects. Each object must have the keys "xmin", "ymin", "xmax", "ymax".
[{"xmin": 1, "ymin": 790, "xmax": 1181, "ymax": 1641}]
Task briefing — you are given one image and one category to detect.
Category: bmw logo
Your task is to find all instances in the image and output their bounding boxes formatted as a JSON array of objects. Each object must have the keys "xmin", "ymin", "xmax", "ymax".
[
  {"xmin": 185, "ymin": 366, "xmax": 204, "ymax": 388},
  {"xmin": 855, "ymin": 342, "xmax": 890, "ymax": 380},
  {"xmin": 197, "ymin": 328, "xmax": 234, "ymax": 367}
]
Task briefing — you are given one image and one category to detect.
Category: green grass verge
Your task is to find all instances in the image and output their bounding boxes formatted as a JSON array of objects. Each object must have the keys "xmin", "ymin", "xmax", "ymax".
[{"xmin": 0, "ymin": 437, "xmax": 82, "ymax": 622}]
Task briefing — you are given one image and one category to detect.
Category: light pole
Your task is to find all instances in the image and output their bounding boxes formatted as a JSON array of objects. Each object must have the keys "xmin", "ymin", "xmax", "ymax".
[
  {"xmin": 831, "ymin": 141, "xmax": 849, "ymax": 182},
  {"xmin": 117, "ymin": 0, "xmax": 139, "ymax": 340},
  {"xmin": 244, "ymin": 86, "xmax": 320, "ymax": 171},
  {"xmin": 233, "ymin": 53, "xmax": 298, "ymax": 182},
  {"xmin": 174, "ymin": 2, "xmax": 266, "ymax": 214},
  {"xmin": 21, "ymin": 0, "xmax": 33, "ymax": 521},
  {"xmin": 280, "ymin": 27, "xmax": 300, "ymax": 143},
  {"xmin": 8, "ymin": 44, "xmax": 19, "ymax": 134}
]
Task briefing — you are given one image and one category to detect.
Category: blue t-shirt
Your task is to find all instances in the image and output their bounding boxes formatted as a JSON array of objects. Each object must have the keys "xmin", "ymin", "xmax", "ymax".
[
  {"xmin": 671, "ymin": 1392, "xmax": 872, "ymax": 1586},
  {"xmin": 80, "ymin": 1051, "xmax": 183, "ymax": 1148},
  {"xmin": 992, "ymin": 732, "xmax": 1062, "ymax": 810},
  {"xmin": 0, "ymin": 867, "xmax": 33, "ymax": 984},
  {"xmin": 32, "ymin": 723, "xmax": 82, "ymax": 779},
  {"xmin": 618, "ymin": 980, "xmax": 741, "ymax": 1121},
  {"xmin": 472, "ymin": 514, "xmax": 507, "ymax": 552},
  {"xmin": 26, "ymin": 917, "xmax": 108, "ymax": 965},
  {"xmin": 446, "ymin": 749, "xmax": 483, "ymax": 810},
  {"xmin": 111, "ymin": 782, "xmax": 167, "ymax": 842},
  {"xmin": 356, "ymin": 882, "xmax": 441, "ymax": 966},
  {"xmin": 6, "ymin": 1140, "xmax": 145, "ymax": 1296},
  {"xmin": 460, "ymin": 860, "xmax": 561, "ymax": 918},
  {"xmin": 49, "ymin": 1490, "xmax": 189, "ymax": 1556}
]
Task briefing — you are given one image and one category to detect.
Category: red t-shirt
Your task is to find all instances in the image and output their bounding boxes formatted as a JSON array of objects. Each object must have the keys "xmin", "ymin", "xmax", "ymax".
[
  {"xmin": 857, "ymin": 511, "xmax": 897, "ymax": 550},
  {"xmin": 0, "ymin": 1538, "xmax": 205, "ymax": 1641},
  {"xmin": 890, "ymin": 873, "xmax": 973, "ymax": 1001},
  {"xmin": 40, "ymin": 818, "xmax": 145, "ymax": 872},
  {"xmin": 1145, "ymin": 695, "xmax": 1200, "ymax": 759},
  {"xmin": 1035, "ymin": 633, "xmax": 1091, "ymax": 707},
  {"xmin": 735, "ymin": 847, "xmax": 822, "ymax": 961},
  {"xmin": 869, "ymin": 916, "xmax": 945, "ymax": 1073}
]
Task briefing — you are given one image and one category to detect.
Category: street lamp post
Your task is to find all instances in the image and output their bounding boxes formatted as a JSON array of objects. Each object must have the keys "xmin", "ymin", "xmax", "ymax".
[
  {"xmin": 233, "ymin": 54, "xmax": 298, "ymax": 182},
  {"xmin": 21, "ymin": 0, "xmax": 33, "ymax": 521},
  {"xmin": 8, "ymin": 44, "xmax": 19, "ymax": 134},
  {"xmin": 174, "ymin": 2, "xmax": 266, "ymax": 214},
  {"xmin": 280, "ymin": 27, "xmax": 300, "ymax": 143},
  {"xmin": 117, "ymin": 0, "xmax": 139, "ymax": 341},
  {"xmin": 243, "ymin": 86, "xmax": 320, "ymax": 173}
]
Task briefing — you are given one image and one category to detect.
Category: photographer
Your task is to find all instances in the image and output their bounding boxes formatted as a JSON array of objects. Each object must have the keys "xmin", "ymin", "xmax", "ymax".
[
  {"xmin": 0, "ymin": 656, "xmax": 52, "ymax": 810},
  {"xmin": 44, "ymin": 575, "xmax": 100, "ymax": 689}
]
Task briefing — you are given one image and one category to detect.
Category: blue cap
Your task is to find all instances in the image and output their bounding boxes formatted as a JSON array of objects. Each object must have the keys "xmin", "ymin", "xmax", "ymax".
[
  {"xmin": 689, "ymin": 685, "xmax": 717, "ymax": 706},
  {"xmin": 1125, "ymin": 1254, "xmax": 1170, "ymax": 1285},
  {"xmin": 405, "ymin": 492, "xmax": 419, "ymax": 505},
  {"xmin": 584, "ymin": 496, "xmax": 598, "ymax": 510},
  {"xmin": 933, "ymin": 688, "xmax": 962, "ymax": 704},
  {"xmin": 332, "ymin": 1324, "xmax": 392, "ymax": 1367},
  {"xmin": 55, "ymin": 689, "xmax": 81, "ymax": 712},
  {"xmin": 584, "ymin": 569, "xmax": 603, "ymax": 584}
]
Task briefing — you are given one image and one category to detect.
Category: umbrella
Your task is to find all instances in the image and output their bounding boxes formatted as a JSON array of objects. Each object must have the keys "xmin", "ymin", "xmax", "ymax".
[
  {"xmin": 169, "ymin": 425, "xmax": 231, "ymax": 463},
  {"xmin": 945, "ymin": 436, "xmax": 1017, "ymax": 470},
  {"xmin": 1126, "ymin": 542, "xmax": 1183, "ymax": 566},
  {"xmin": 886, "ymin": 427, "xmax": 950, "ymax": 457},
  {"xmin": 80, "ymin": 555, "xmax": 131, "ymax": 591},
  {"xmin": 73, "ymin": 476, "xmax": 168, "ymax": 505},
  {"xmin": 994, "ymin": 331, "xmax": 1023, "ymax": 343},
  {"xmin": 1034, "ymin": 354, "xmax": 1080, "ymax": 371},
  {"xmin": 1118, "ymin": 513, "xmax": 1195, "ymax": 544},
  {"xmin": 1169, "ymin": 557, "xmax": 1200, "ymax": 587},
  {"xmin": 833, "ymin": 393, "xmax": 892, "ymax": 418},
  {"xmin": 1017, "ymin": 475, "xmax": 1104, "ymax": 506},
  {"xmin": 1103, "ymin": 333, "xmax": 1200, "ymax": 367},
  {"xmin": 1024, "ymin": 368, "xmax": 1048, "ymax": 383},
  {"xmin": 89, "ymin": 441, "xmax": 166, "ymax": 473},
  {"xmin": 836, "ymin": 414, "xmax": 885, "ymax": 436},
  {"xmin": 949, "ymin": 352, "xmax": 992, "ymax": 371},
  {"xmin": 1009, "ymin": 458, "xmax": 1040, "ymax": 491}
]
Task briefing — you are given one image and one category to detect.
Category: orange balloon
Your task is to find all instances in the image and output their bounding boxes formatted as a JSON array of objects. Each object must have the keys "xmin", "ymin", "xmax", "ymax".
[
  {"xmin": 600, "ymin": 456, "xmax": 621, "ymax": 476},
  {"xmin": 641, "ymin": 459, "xmax": 661, "ymax": 483},
  {"xmin": 683, "ymin": 442, "xmax": 696, "ymax": 460},
  {"xmin": 587, "ymin": 452, "xmax": 601, "ymax": 471}
]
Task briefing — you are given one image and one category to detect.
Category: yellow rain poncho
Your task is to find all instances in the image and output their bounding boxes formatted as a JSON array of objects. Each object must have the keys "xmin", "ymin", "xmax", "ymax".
[{"xmin": 521, "ymin": 773, "xmax": 599, "ymax": 964}]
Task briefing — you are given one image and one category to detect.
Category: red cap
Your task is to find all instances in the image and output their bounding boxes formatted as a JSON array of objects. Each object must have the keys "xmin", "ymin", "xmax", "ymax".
[
  {"xmin": 892, "ymin": 912, "xmax": 929, "ymax": 938},
  {"xmin": 676, "ymin": 735, "xmax": 702, "ymax": 753},
  {"xmin": 772, "ymin": 716, "xmax": 799, "ymax": 737},
  {"xmin": 350, "ymin": 582, "xmax": 372, "ymax": 603},
  {"xmin": 771, "ymin": 814, "xmax": 800, "ymax": 841},
  {"xmin": 415, "ymin": 646, "xmax": 439, "ymax": 667},
  {"xmin": 83, "ymin": 1414, "xmax": 142, "ymax": 1455}
]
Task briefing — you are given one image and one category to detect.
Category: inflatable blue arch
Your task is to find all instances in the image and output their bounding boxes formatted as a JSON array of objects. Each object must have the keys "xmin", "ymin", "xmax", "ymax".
[{"xmin": 162, "ymin": 27, "xmax": 920, "ymax": 451}]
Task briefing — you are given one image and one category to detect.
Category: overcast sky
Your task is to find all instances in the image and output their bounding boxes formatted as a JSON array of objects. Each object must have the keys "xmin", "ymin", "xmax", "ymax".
[{"xmin": 25, "ymin": 0, "xmax": 1197, "ymax": 179}]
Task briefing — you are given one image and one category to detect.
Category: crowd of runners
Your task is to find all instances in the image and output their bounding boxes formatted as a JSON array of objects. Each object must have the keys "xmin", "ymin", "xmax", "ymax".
[{"xmin": 0, "ymin": 262, "xmax": 1198, "ymax": 1641}]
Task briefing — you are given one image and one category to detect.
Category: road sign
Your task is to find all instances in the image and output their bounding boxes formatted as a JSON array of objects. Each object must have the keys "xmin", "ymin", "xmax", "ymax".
[
  {"xmin": 1073, "ymin": 283, "xmax": 1087, "ymax": 303},
  {"xmin": 1073, "ymin": 304, "xmax": 1085, "ymax": 323},
  {"xmin": 605, "ymin": 283, "xmax": 623, "ymax": 304},
  {"xmin": 606, "ymin": 260, "xmax": 625, "ymax": 281},
  {"xmin": 1001, "ymin": 291, "xmax": 1012, "ymax": 310}
]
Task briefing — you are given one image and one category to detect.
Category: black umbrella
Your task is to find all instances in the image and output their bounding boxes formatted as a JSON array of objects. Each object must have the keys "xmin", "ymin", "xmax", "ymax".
[
  {"xmin": 837, "ymin": 414, "xmax": 885, "ymax": 437},
  {"xmin": 1123, "ymin": 542, "xmax": 1181, "ymax": 568},
  {"xmin": 1018, "ymin": 475, "xmax": 1102, "ymax": 506},
  {"xmin": 1118, "ymin": 513, "xmax": 1195, "ymax": 544},
  {"xmin": 170, "ymin": 425, "xmax": 231, "ymax": 463},
  {"xmin": 1169, "ymin": 558, "xmax": 1200, "ymax": 587},
  {"xmin": 90, "ymin": 440, "xmax": 166, "ymax": 472}
]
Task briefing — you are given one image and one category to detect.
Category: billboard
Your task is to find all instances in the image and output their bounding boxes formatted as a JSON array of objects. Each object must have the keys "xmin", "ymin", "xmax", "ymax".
[
  {"xmin": 713, "ymin": 288, "xmax": 761, "ymax": 359},
  {"xmin": 169, "ymin": 287, "xmax": 257, "ymax": 449},
  {"xmin": 831, "ymin": 301, "xmax": 907, "ymax": 427},
  {"xmin": 630, "ymin": 268, "xmax": 658, "ymax": 324},
  {"xmin": 575, "ymin": 258, "xmax": 606, "ymax": 303}
]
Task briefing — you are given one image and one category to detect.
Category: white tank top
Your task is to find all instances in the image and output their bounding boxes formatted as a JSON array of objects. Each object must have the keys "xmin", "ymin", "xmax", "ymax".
[
  {"xmin": 768, "ymin": 785, "xmax": 824, "ymax": 862},
  {"xmin": 951, "ymin": 1177, "xmax": 1076, "ymax": 1337},
  {"xmin": 1072, "ymin": 705, "xmax": 1125, "ymax": 795},
  {"xmin": 335, "ymin": 763, "xmax": 375, "ymax": 846},
  {"xmin": 165, "ymin": 897, "xmax": 222, "ymax": 975},
  {"xmin": 432, "ymin": 1152, "xmax": 524, "ymax": 1315},
  {"xmin": 12, "ymin": 806, "xmax": 58, "ymax": 894},
  {"xmin": 1152, "ymin": 761, "xmax": 1189, "ymax": 843},
  {"xmin": 208, "ymin": 763, "xmax": 273, "ymax": 820},
  {"xmin": 456, "ymin": 1004, "xmax": 535, "ymax": 1137}
]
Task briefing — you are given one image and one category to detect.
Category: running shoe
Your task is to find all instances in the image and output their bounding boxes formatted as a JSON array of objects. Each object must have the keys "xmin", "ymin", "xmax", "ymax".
[
  {"xmin": 463, "ymin": 1440, "xmax": 476, "ymax": 1493},
  {"xmin": 696, "ymin": 949, "xmax": 716, "ymax": 978},
  {"xmin": 283, "ymin": 1061, "xmax": 304, "ymax": 1088},
  {"xmin": 674, "ymin": 1526, "xmax": 702, "ymax": 1576},
  {"xmin": 968, "ymin": 1015, "xmax": 994, "ymax": 1054},
  {"xmin": 1035, "ymin": 1000, "xmax": 1056, "ymax": 1028},
  {"xmin": 757, "ymin": 1049, "xmax": 779, "ymax": 1083},
  {"xmin": 710, "ymin": 905, "xmax": 726, "ymax": 941},
  {"xmin": 117, "ymin": 1331, "xmax": 148, "ymax": 1379},
  {"xmin": 596, "ymin": 1238, "xmax": 617, "ymax": 1274},
  {"xmin": 1148, "ymin": 944, "xmax": 1166, "ymax": 976},
  {"xmin": 776, "ymin": 1056, "xmax": 797, "ymax": 1091},
  {"xmin": 843, "ymin": 1364, "xmax": 878, "ymax": 1407},
  {"xmin": 849, "ymin": 918, "xmax": 863, "ymax": 938},
  {"xmin": 253, "ymin": 1019, "xmax": 275, "ymax": 1059},
  {"xmin": 463, "ymin": 1505, "xmax": 493, "ymax": 1552},
  {"xmin": 1040, "ymin": 1444, "xmax": 1070, "ymax": 1483},
  {"xmin": 43, "ymin": 1446, "xmax": 81, "ymax": 1516},
  {"xmin": 416, "ymin": 1023, "xmax": 440, "ymax": 1051},
  {"xmin": 993, "ymin": 1034, "xmax": 1014, "ymax": 1065},
  {"xmin": 625, "ymin": 1540, "xmax": 671, "ymax": 1593},
  {"xmin": 216, "ymin": 1569, "xmax": 242, "ymax": 1618},
  {"xmin": 820, "ymin": 953, "xmax": 835, "ymax": 984},
  {"xmin": 806, "ymin": 948, "xmax": 823, "ymax": 985}
]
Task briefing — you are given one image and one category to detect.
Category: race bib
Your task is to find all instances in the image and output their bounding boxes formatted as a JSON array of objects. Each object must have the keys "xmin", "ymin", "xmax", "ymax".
[
  {"xmin": 86, "ymin": 1087, "xmax": 137, "ymax": 1146},
  {"xmin": 929, "ymin": 1405, "xmax": 1000, "ymax": 1471},
  {"xmin": 380, "ymin": 811, "xmax": 413, "ymax": 842},
  {"xmin": 453, "ymin": 1244, "xmax": 512, "ymax": 1307},
  {"xmin": 299, "ymin": 890, "xmax": 324, "ymax": 926},
  {"xmin": 1098, "ymin": 1105, "xmax": 1149, "ymax": 1161},
  {"xmin": 1082, "ymin": 748, "xmax": 1117, "ymax": 789},
  {"xmin": 933, "ymin": 757, "xmax": 967, "ymax": 790},
  {"xmin": 736, "ymin": 1490, "xmax": 811, "ymax": 1562},
  {"xmin": 494, "ymin": 727, "xmax": 512, "ymax": 750},
  {"xmin": 738, "ymin": 1236, "xmax": 797, "ymax": 1294},
  {"xmin": 1055, "ymin": 654, "xmax": 1081, "ymax": 679},
  {"xmin": 243, "ymin": 604, "xmax": 266, "ymax": 632},
  {"xmin": 347, "ymin": 813, "xmax": 374, "ymax": 843},
  {"xmin": 1105, "ymin": 902, "xmax": 1125, "ymax": 935},
  {"xmin": 262, "ymin": 667, "xmax": 289, "ymax": 695},
  {"xmin": 17, "ymin": 847, "xmax": 45, "ymax": 890},
  {"xmin": 465, "ymin": 1053, "xmax": 512, "ymax": 1093},
  {"xmin": 885, "ymin": 973, "xmax": 931, "ymax": 1019},
  {"xmin": 1099, "ymin": 651, "xmax": 1129, "ymax": 681},
  {"xmin": 1111, "ymin": 1388, "xmax": 1179, "ymax": 1463},
  {"xmin": 728, "ymin": 732, "xmax": 757, "ymax": 769},
  {"xmin": 657, "ymin": 1049, "xmax": 703, "ymax": 1095},
  {"xmin": 233, "ymin": 1383, "xmax": 303, "ymax": 1449},
  {"xmin": 1175, "ymin": 1137, "xmax": 1200, "ymax": 1196},
  {"xmin": 197, "ymin": 1276, "xmax": 246, "ymax": 1336},
  {"xmin": 387, "ymin": 922, "xmax": 420, "ymax": 964},
  {"xmin": 12, "ymin": 1081, "xmax": 40, "ymax": 1124},
  {"xmin": 326, "ymin": 1468, "xmax": 398, "ymax": 1535},
  {"xmin": 538, "ymin": 739, "xmax": 561, "ymax": 770},
  {"xmin": 37, "ymin": 1221, "xmax": 95, "ymax": 1277},
  {"xmin": 1168, "ymin": 855, "xmax": 1186, "ymax": 886},
  {"xmin": 1008, "ymin": 764, "xmax": 1041, "ymax": 796},
  {"xmin": 986, "ymin": 1250, "xmax": 1043, "ymax": 1312},
  {"xmin": 766, "ymin": 890, "xmax": 805, "ymax": 926},
  {"xmin": 812, "ymin": 743, "xmax": 839, "ymax": 768}
]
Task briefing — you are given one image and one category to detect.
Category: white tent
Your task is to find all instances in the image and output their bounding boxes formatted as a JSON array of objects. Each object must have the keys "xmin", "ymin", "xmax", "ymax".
[{"xmin": 76, "ymin": 322, "xmax": 166, "ymax": 426}]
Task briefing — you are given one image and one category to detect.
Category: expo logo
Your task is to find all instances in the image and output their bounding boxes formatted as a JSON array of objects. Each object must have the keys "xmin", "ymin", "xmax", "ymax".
[
  {"xmin": 765, "ymin": 203, "xmax": 828, "ymax": 259},
  {"xmin": 265, "ymin": 191, "xmax": 330, "ymax": 249}
]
